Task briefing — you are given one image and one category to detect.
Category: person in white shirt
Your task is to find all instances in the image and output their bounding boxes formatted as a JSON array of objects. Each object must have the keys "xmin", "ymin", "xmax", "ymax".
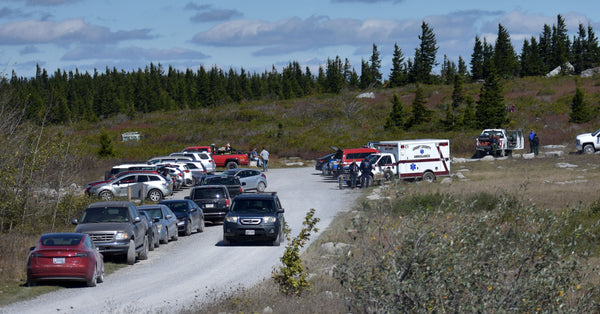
[{"xmin": 260, "ymin": 147, "xmax": 269, "ymax": 172}]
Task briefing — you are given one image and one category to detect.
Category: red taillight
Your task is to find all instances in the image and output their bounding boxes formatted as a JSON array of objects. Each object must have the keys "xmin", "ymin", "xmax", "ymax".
[
  {"xmin": 184, "ymin": 170, "xmax": 190, "ymax": 173},
  {"xmin": 226, "ymin": 199, "xmax": 230, "ymax": 207},
  {"xmin": 261, "ymin": 174, "xmax": 266, "ymax": 178}
]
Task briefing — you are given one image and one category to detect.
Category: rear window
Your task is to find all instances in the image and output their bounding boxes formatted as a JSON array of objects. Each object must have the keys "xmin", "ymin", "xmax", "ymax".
[
  {"xmin": 204, "ymin": 177, "xmax": 238, "ymax": 185},
  {"xmin": 41, "ymin": 234, "xmax": 83, "ymax": 246},
  {"xmin": 193, "ymin": 188, "xmax": 227, "ymax": 199}
]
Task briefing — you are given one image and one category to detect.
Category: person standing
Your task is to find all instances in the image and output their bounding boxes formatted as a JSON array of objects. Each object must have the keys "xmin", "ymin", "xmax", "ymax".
[
  {"xmin": 360, "ymin": 159, "xmax": 373, "ymax": 188},
  {"xmin": 532, "ymin": 133, "xmax": 540, "ymax": 156},
  {"xmin": 260, "ymin": 147, "xmax": 269, "ymax": 172},
  {"xmin": 349, "ymin": 161, "xmax": 359, "ymax": 189},
  {"xmin": 528, "ymin": 129, "xmax": 535, "ymax": 153}
]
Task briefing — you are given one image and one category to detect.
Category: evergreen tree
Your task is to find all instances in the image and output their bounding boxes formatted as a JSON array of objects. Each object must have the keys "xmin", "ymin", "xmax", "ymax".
[
  {"xmin": 551, "ymin": 14, "xmax": 571, "ymax": 70},
  {"xmin": 384, "ymin": 93, "xmax": 405, "ymax": 131},
  {"xmin": 457, "ymin": 56, "xmax": 469, "ymax": 78},
  {"xmin": 475, "ymin": 72, "xmax": 506, "ymax": 128},
  {"xmin": 493, "ymin": 24, "xmax": 519, "ymax": 78},
  {"xmin": 410, "ymin": 21, "xmax": 438, "ymax": 84},
  {"xmin": 470, "ymin": 36, "xmax": 485, "ymax": 81},
  {"xmin": 482, "ymin": 39, "xmax": 495, "ymax": 80},
  {"xmin": 98, "ymin": 131, "xmax": 116, "ymax": 158},
  {"xmin": 388, "ymin": 43, "xmax": 406, "ymax": 87},
  {"xmin": 449, "ymin": 74, "xmax": 465, "ymax": 128},
  {"xmin": 586, "ymin": 25, "xmax": 600, "ymax": 69},
  {"xmin": 440, "ymin": 55, "xmax": 457, "ymax": 84},
  {"xmin": 462, "ymin": 96, "xmax": 477, "ymax": 129},
  {"xmin": 407, "ymin": 85, "xmax": 430, "ymax": 127},
  {"xmin": 369, "ymin": 44, "xmax": 382, "ymax": 87},
  {"xmin": 570, "ymin": 87, "xmax": 592, "ymax": 123},
  {"xmin": 520, "ymin": 37, "xmax": 544, "ymax": 77},
  {"xmin": 359, "ymin": 58, "xmax": 372, "ymax": 89},
  {"xmin": 538, "ymin": 24, "xmax": 553, "ymax": 73}
]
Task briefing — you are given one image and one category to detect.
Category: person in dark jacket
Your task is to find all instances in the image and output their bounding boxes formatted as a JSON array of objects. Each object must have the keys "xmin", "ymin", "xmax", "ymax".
[
  {"xmin": 532, "ymin": 134, "xmax": 540, "ymax": 155},
  {"xmin": 359, "ymin": 159, "xmax": 373, "ymax": 188}
]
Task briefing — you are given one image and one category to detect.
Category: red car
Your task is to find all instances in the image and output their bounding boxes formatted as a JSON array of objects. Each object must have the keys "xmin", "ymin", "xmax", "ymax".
[{"xmin": 27, "ymin": 233, "xmax": 104, "ymax": 287}]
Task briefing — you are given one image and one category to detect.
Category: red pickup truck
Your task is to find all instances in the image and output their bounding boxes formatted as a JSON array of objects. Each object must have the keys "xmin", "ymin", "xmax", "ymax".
[{"xmin": 183, "ymin": 145, "xmax": 249, "ymax": 169}]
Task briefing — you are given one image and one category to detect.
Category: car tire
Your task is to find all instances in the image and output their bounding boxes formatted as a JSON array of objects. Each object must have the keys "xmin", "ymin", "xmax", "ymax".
[
  {"xmin": 138, "ymin": 235, "xmax": 149, "ymax": 260},
  {"xmin": 160, "ymin": 230, "xmax": 168, "ymax": 244},
  {"xmin": 99, "ymin": 190, "xmax": 113, "ymax": 201},
  {"xmin": 184, "ymin": 220, "xmax": 192, "ymax": 236},
  {"xmin": 147, "ymin": 189, "xmax": 163, "ymax": 202},
  {"xmin": 272, "ymin": 233, "xmax": 281, "ymax": 246},
  {"xmin": 197, "ymin": 217, "xmax": 205, "ymax": 233},
  {"xmin": 87, "ymin": 267, "xmax": 98, "ymax": 287},
  {"xmin": 422, "ymin": 171, "xmax": 436, "ymax": 182},
  {"xmin": 584, "ymin": 144, "xmax": 595, "ymax": 154},
  {"xmin": 226, "ymin": 161, "xmax": 238, "ymax": 169},
  {"xmin": 97, "ymin": 264, "xmax": 104, "ymax": 283},
  {"xmin": 148, "ymin": 233, "xmax": 155, "ymax": 251},
  {"xmin": 257, "ymin": 182, "xmax": 266, "ymax": 192},
  {"xmin": 126, "ymin": 240, "xmax": 136, "ymax": 265},
  {"xmin": 171, "ymin": 230, "xmax": 178, "ymax": 241}
]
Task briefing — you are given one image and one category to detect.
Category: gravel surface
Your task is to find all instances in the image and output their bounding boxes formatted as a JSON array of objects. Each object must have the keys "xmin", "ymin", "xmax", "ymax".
[{"xmin": 1, "ymin": 167, "xmax": 361, "ymax": 314}]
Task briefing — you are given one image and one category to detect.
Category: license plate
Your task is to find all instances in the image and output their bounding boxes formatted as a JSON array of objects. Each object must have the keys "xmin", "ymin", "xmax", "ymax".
[
  {"xmin": 205, "ymin": 203, "xmax": 214, "ymax": 208},
  {"xmin": 53, "ymin": 257, "xmax": 65, "ymax": 264},
  {"xmin": 245, "ymin": 229, "xmax": 255, "ymax": 235}
]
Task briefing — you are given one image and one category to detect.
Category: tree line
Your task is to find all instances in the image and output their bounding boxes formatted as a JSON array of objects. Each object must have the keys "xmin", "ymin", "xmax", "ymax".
[{"xmin": 1, "ymin": 15, "xmax": 598, "ymax": 126}]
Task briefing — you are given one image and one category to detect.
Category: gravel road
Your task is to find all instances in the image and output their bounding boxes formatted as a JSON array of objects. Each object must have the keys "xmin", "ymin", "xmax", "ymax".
[{"xmin": 1, "ymin": 167, "xmax": 361, "ymax": 314}]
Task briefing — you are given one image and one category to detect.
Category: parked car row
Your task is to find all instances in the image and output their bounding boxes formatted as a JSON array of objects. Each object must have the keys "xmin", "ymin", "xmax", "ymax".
[{"xmin": 26, "ymin": 198, "xmax": 207, "ymax": 287}]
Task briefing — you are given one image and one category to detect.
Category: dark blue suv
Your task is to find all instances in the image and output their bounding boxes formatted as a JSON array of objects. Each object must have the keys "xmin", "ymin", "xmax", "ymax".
[{"xmin": 222, "ymin": 192, "xmax": 285, "ymax": 246}]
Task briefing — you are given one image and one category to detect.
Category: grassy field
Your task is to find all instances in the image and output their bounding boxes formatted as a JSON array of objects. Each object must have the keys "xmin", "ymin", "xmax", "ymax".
[{"xmin": 192, "ymin": 149, "xmax": 600, "ymax": 313}]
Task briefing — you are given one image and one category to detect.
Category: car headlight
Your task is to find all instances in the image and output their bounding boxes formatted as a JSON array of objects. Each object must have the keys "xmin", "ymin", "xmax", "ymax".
[
  {"xmin": 115, "ymin": 232, "xmax": 129, "ymax": 240},
  {"xmin": 263, "ymin": 216, "xmax": 277, "ymax": 223},
  {"xmin": 225, "ymin": 216, "xmax": 238, "ymax": 223}
]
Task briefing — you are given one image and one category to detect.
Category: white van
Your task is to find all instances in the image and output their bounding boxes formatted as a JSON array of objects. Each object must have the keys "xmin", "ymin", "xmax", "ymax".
[{"xmin": 105, "ymin": 163, "xmax": 158, "ymax": 180}]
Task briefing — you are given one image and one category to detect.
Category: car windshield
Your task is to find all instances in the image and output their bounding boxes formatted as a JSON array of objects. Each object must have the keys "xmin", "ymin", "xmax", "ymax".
[
  {"xmin": 231, "ymin": 199, "xmax": 274, "ymax": 213},
  {"xmin": 193, "ymin": 188, "xmax": 226, "ymax": 199},
  {"xmin": 81, "ymin": 207, "xmax": 129, "ymax": 223},
  {"xmin": 163, "ymin": 202, "xmax": 189, "ymax": 213},
  {"xmin": 41, "ymin": 234, "xmax": 83, "ymax": 246},
  {"xmin": 140, "ymin": 208, "xmax": 162, "ymax": 219}
]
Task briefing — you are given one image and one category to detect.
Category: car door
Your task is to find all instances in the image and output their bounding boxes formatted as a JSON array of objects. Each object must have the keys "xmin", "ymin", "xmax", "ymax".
[
  {"xmin": 241, "ymin": 169, "xmax": 259, "ymax": 190},
  {"xmin": 113, "ymin": 175, "xmax": 137, "ymax": 197}
]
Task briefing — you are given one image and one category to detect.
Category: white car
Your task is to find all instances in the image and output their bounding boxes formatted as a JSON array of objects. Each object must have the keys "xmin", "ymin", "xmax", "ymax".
[
  {"xmin": 156, "ymin": 163, "xmax": 194, "ymax": 187},
  {"xmin": 169, "ymin": 152, "xmax": 216, "ymax": 174}
]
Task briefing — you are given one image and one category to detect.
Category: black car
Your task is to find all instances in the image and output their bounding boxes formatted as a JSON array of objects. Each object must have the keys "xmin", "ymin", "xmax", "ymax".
[
  {"xmin": 222, "ymin": 192, "xmax": 285, "ymax": 246},
  {"xmin": 158, "ymin": 199, "xmax": 205, "ymax": 236},
  {"xmin": 186, "ymin": 185, "xmax": 232, "ymax": 223},
  {"xmin": 197, "ymin": 175, "xmax": 243, "ymax": 198}
]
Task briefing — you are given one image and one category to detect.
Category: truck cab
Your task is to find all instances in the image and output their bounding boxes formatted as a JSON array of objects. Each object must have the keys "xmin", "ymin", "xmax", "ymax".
[{"xmin": 575, "ymin": 128, "xmax": 600, "ymax": 154}]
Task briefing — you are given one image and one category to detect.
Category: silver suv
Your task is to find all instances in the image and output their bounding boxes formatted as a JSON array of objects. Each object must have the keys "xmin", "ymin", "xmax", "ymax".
[{"xmin": 89, "ymin": 173, "xmax": 172, "ymax": 202}]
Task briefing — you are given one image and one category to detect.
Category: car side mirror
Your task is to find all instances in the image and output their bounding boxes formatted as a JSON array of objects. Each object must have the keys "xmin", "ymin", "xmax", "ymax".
[
  {"xmin": 277, "ymin": 208, "xmax": 285, "ymax": 213},
  {"xmin": 242, "ymin": 182, "xmax": 246, "ymax": 186},
  {"xmin": 190, "ymin": 208, "xmax": 196, "ymax": 212},
  {"xmin": 153, "ymin": 217, "xmax": 160, "ymax": 223},
  {"xmin": 166, "ymin": 214, "xmax": 172, "ymax": 219},
  {"xmin": 71, "ymin": 218, "xmax": 79, "ymax": 225},
  {"xmin": 30, "ymin": 246, "xmax": 35, "ymax": 251},
  {"xmin": 134, "ymin": 216, "xmax": 141, "ymax": 223}
]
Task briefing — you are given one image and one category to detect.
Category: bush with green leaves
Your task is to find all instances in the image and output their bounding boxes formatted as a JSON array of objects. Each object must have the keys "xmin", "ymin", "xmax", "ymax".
[
  {"xmin": 273, "ymin": 208, "xmax": 320, "ymax": 296},
  {"xmin": 335, "ymin": 191, "xmax": 600, "ymax": 312}
]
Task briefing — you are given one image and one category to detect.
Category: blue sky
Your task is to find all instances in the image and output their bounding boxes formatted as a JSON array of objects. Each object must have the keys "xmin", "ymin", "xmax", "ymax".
[{"xmin": 1, "ymin": 0, "xmax": 599, "ymax": 79}]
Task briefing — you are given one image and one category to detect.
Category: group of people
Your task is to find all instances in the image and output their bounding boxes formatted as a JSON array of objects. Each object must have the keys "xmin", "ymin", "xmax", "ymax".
[
  {"xmin": 529, "ymin": 129, "xmax": 540, "ymax": 155},
  {"xmin": 348, "ymin": 159, "xmax": 373, "ymax": 189},
  {"xmin": 250, "ymin": 147, "xmax": 270, "ymax": 172}
]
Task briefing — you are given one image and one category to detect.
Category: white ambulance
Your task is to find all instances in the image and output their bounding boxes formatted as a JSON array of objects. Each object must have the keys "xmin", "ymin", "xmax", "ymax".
[{"xmin": 364, "ymin": 139, "xmax": 451, "ymax": 182}]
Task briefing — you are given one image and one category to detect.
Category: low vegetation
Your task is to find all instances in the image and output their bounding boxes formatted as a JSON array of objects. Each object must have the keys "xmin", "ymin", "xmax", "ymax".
[
  {"xmin": 193, "ymin": 154, "xmax": 600, "ymax": 313},
  {"xmin": 2, "ymin": 74, "xmax": 600, "ymax": 309}
]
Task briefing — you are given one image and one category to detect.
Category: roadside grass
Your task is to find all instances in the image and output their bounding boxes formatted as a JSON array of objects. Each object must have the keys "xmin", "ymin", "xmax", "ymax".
[{"xmin": 187, "ymin": 151, "xmax": 600, "ymax": 312}]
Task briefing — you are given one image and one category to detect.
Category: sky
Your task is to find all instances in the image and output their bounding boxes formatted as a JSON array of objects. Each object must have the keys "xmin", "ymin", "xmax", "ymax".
[{"xmin": 1, "ymin": 0, "xmax": 600, "ymax": 79}]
